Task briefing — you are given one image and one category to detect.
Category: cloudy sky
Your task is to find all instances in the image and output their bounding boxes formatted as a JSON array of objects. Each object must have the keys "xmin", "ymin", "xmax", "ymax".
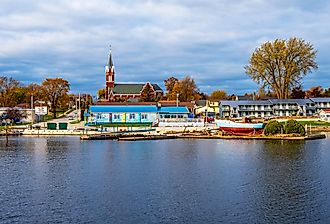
[{"xmin": 0, "ymin": 0, "xmax": 329, "ymax": 95}]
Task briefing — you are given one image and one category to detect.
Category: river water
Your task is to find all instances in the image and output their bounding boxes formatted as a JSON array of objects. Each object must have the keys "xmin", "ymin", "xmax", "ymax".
[{"xmin": 1, "ymin": 136, "xmax": 330, "ymax": 223}]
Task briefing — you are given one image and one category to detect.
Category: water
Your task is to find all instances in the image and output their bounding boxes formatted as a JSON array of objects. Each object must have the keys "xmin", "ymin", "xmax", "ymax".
[{"xmin": 1, "ymin": 136, "xmax": 330, "ymax": 223}]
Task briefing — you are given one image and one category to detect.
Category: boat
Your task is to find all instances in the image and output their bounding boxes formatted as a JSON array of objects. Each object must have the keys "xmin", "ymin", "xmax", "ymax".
[{"xmin": 215, "ymin": 119, "xmax": 264, "ymax": 135}]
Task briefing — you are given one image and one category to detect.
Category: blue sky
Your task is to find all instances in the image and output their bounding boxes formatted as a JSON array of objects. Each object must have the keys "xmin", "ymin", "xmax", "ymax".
[{"xmin": 0, "ymin": 0, "xmax": 329, "ymax": 95}]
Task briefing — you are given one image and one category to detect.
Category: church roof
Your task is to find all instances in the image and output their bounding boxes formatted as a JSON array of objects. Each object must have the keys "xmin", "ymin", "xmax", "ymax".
[
  {"xmin": 112, "ymin": 83, "xmax": 163, "ymax": 94},
  {"xmin": 108, "ymin": 49, "xmax": 114, "ymax": 68}
]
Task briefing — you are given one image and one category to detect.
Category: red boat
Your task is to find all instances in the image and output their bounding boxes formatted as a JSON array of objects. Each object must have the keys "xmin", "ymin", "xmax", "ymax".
[{"xmin": 215, "ymin": 119, "xmax": 264, "ymax": 135}]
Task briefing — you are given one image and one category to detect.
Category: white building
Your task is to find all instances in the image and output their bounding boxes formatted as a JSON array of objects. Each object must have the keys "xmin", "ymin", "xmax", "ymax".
[{"xmin": 319, "ymin": 109, "xmax": 330, "ymax": 122}]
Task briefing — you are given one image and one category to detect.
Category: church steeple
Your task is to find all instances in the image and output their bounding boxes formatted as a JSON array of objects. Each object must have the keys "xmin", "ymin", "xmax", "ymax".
[
  {"xmin": 105, "ymin": 46, "xmax": 115, "ymax": 100},
  {"xmin": 107, "ymin": 47, "xmax": 114, "ymax": 70},
  {"xmin": 106, "ymin": 46, "xmax": 115, "ymax": 72}
]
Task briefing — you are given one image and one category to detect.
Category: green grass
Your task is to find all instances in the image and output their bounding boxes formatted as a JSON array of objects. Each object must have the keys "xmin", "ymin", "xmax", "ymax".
[{"xmin": 297, "ymin": 121, "xmax": 330, "ymax": 126}]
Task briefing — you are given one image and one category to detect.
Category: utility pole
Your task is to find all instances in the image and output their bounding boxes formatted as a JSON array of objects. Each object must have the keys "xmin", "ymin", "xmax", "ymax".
[
  {"xmin": 31, "ymin": 94, "xmax": 34, "ymax": 124},
  {"xmin": 78, "ymin": 93, "xmax": 81, "ymax": 121}
]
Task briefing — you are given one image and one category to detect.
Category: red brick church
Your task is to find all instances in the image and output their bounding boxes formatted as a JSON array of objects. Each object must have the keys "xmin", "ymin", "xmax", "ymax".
[{"xmin": 104, "ymin": 50, "xmax": 163, "ymax": 102}]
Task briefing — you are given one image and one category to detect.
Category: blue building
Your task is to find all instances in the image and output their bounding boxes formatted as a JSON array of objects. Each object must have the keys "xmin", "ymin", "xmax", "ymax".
[{"xmin": 84, "ymin": 105, "xmax": 190, "ymax": 125}]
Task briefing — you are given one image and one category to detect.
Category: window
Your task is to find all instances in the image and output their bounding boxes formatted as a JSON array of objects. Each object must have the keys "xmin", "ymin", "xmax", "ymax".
[
  {"xmin": 113, "ymin": 114, "xmax": 120, "ymax": 119},
  {"xmin": 97, "ymin": 114, "xmax": 101, "ymax": 119},
  {"xmin": 141, "ymin": 114, "xmax": 148, "ymax": 119},
  {"xmin": 129, "ymin": 113, "xmax": 136, "ymax": 119}
]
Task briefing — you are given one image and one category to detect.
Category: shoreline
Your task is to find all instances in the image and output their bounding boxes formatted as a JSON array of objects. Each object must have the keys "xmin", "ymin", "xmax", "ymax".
[{"xmin": 1, "ymin": 125, "xmax": 328, "ymax": 141}]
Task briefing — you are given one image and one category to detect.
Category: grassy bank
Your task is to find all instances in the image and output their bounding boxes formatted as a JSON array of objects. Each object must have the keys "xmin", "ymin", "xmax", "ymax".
[{"xmin": 297, "ymin": 121, "xmax": 330, "ymax": 126}]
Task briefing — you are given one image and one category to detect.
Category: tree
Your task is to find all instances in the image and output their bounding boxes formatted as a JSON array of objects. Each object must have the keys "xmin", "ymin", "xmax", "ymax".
[
  {"xmin": 245, "ymin": 37, "xmax": 318, "ymax": 99},
  {"xmin": 25, "ymin": 83, "xmax": 44, "ymax": 105},
  {"xmin": 290, "ymin": 85, "xmax": 305, "ymax": 99},
  {"xmin": 140, "ymin": 83, "xmax": 156, "ymax": 102},
  {"xmin": 210, "ymin": 90, "xmax": 227, "ymax": 101},
  {"xmin": 164, "ymin": 76, "xmax": 178, "ymax": 100},
  {"xmin": 0, "ymin": 77, "xmax": 21, "ymax": 107},
  {"xmin": 97, "ymin": 88, "xmax": 105, "ymax": 99},
  {"xmin": 42, "ymin": 78, "xmax": 70, "ymax": 118},
  {"xmin": 324, "ymin": 88, "xmax": 330, "ymax": 97},
  {"xmin": 196, "ymin": 91, "xmax": 209, "ymax": 100},
  {"xmin": 306, "ymin": 86, "xmax": 323, "ymax": 98},
  {"xmin": 172, "ymin": 76, "xmax": 199, "ymax": 102}
]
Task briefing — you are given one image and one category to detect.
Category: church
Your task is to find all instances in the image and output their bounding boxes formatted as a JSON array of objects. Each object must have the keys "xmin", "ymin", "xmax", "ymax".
[{"xmin": 104, "ymin": 50, "xmax": 163, "ymax": 102}]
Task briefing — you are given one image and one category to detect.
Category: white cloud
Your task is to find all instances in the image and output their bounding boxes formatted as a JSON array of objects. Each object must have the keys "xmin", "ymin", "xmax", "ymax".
[{"xmin": 0, "ymin": 0, "xmax": 329, "ymax": 94}]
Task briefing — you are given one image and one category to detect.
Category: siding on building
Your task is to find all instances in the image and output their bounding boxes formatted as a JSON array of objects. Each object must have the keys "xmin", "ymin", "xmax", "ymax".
[
  {"xmin": 219, "ymin": 98, "xmax": 330, "ymax": 118},
  {"xmin": 85, "ymin": 105, "xmax": 190, "ymax": 125}
]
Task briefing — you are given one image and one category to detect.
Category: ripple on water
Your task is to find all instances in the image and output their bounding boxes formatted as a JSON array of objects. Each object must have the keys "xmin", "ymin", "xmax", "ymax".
[{"xmin": 0, "ymin": 137, "xmax": 330, "ymax": 223}]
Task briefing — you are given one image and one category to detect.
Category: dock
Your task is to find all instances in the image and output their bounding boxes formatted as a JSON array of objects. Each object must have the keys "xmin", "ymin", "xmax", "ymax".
[
  {"xmin": 80, "ymin": 133, "xmax": 326, "ymax": 141},
  {"xmin": 80, "ymin": 133, "xmax": 176, "ymax": 141},
  {"xmin": 176, "ymin": 133, "xmax": 326, "ymax": 141}
]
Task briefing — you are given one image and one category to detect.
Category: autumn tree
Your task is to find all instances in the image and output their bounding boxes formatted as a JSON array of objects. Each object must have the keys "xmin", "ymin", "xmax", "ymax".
[
  {"xmin": 164, "ymin": 76, "xmax": 178, "ymax": 100},
  {"xmin": 171, "ymin": 76, "xmax": 199, "ymax": 102},
  {"xmin": 210, "ymin": 90, "xmax": 227, "ymax": 101},
  {"xmin": 290, "ymin": 85, "xmax": 305, "ymax": 99},
  {"xmin": 23, "ymin": 83, "xmax": 44, "ymax": 106},
  {"xmin": 306, "ymin": 86, "xmax": 323, "ymax": 98},
  {"xmin": 324, "ymin": 88, "xmax": 330, "ymax": 97},
  {"xmin": 0, "ymin": 77, "xmax": 21, "ymax": 107},
  {"xmin": 140, "ymin": 83, "xmax": 156, "ymax": 102},
  {"xmin": 97, "ymin": 88, "xmax": 105, "ymax": 99},
  {"xmin": 245, "ymin": 37, "xmax": 318, "ymax": 99},
  {"xmin": 42, "ymin": 78, "xmax": 70, "ymax": 118},
  {"xmin": 197, "ymin": 91, "xmax": 209, "ymax": 100}
]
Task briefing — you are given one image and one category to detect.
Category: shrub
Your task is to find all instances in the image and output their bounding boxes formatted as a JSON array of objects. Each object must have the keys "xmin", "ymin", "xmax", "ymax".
[
  {"xmin": 264, "ymin": 120, "xmax": 283, "ymax": 136},
  {"xmin": 284, "ymin": 119, "xmax": 306, "ymax": 136}
]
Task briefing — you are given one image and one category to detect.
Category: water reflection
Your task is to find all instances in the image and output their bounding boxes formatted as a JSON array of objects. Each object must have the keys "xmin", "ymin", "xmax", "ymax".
[
  {"xmin": 255, "ymin": 140, "xmax": 326, "ymax": 223},
  {"xmin": 0, "ymin": 137, "xmax": 330, "ymax": 223}
]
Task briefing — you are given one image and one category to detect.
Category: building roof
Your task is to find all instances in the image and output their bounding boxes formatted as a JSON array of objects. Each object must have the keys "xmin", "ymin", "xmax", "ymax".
[
  {"xmin": 268, "ymin": 99, "xmax": 314, "ymax": 106},
  {"xmin": 236, "ymin": 95, "xmax": 254, "ymax": 101},
  {"xmin": 90, "ymin": 105, "xmax": 158, "ymax": 113},
  {"xmin": 158, "ymin": 101, "xmax": 194, "ymax": 110},
  {"xmin": 89, "ymin": 105, "xmax": 190, "ymax": 114},
  {"xmin": 310, "ymin": 97, "xmax": 330, "ymax": 103},
  {"xmin": 320, "ymin": 109, "xmax": 330, "ymax": 113},
  {"xmin": 158, "ymin": 106, "xmax": 190, "ymax": 114},
  {"xmin": 220, "ymin": 100, "xmax": 272, "ymax": 106},
  {"xmin": 96, "ymin": 101, "xmax": 156, "ymax": 106},
  {"xmin": 112, "ymin": 83, "xmax": 163, "ymax": 94},
  {"xmin": 195, "ymin": 100, "xmax": 207, "ymax": 107},
  {"xmin": 108, "ymin": 50, "xmax": 114, "ymax": 68}
]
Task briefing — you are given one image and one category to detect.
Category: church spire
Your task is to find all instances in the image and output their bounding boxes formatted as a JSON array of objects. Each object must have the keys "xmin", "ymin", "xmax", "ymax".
[
  {"xmin": 105, "ymin": 45, "xmax": 115, "ymax": 99},
  {"xmin": 107, "ymin": 45, "xmax": 114, "ymax": 70}
]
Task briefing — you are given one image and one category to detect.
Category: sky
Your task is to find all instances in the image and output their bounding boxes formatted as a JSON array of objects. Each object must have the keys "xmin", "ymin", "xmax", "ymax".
[{"xmin": 0, "ymin": 0, "xmax": 329, "ymax": 96}]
